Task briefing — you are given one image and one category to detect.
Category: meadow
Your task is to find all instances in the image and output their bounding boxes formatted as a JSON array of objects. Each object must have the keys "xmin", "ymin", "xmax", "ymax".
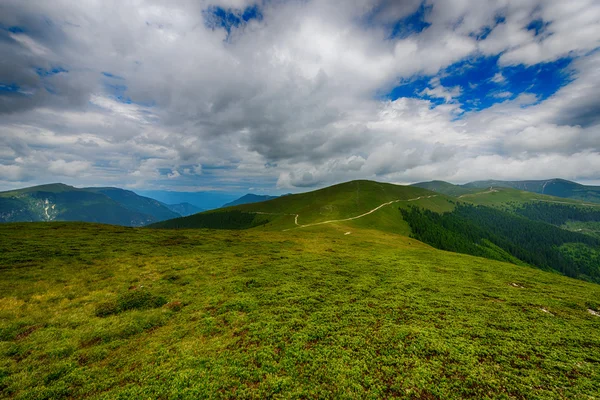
[{"xmin": 1, "ymin": 222, "xmax": 600, "ymax": 399}]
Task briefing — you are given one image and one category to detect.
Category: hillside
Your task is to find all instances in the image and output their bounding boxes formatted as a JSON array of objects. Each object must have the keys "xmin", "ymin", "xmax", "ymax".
[
  {"xmin": 151, "ymin": 180, "xmax": 600, "ymax": 283},
  {"xmin": 222, "ymin": 194, "xmax": 278, "ymax": 208},
  {"xmin": 464, "ymin": 178, "xmax": 600, "ymax": 204},
  {"xmin": 0, "ymin": 184, "xmax": 181, "ymax": 226},
  {"xmin": 1, "ymin": 222, "xmax": 599, "ymax": 398},
  {"xmin": 411, "ymin": 180, "xmax": 478, "ymax": 197},
  {"xmin": 84, "ymin": 187, "xmax": 180, "ymax": 221},
  {"xmin": 150, "ymin": 180, "xmax": 455, "ymax": 231}
]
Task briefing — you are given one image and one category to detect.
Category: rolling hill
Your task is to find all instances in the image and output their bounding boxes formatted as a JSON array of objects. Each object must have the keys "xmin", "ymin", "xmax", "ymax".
[
  {"xmin": 150, "ymin": 180, "xmax": 600, "ymax": 283},
  {"xmin": 150, "ymin": 180, "xmax": 455, "ymax": 232},
  {"xmin": 464, "ymin": 178, "xmax": 600, "ymax": 204},
  {"xmin": 0, "ymin": 184, "xmax": 180, "ymax": 226},
  {"xmin": 413, "ymin": 178, "xmax": 600, "ymax": 204},
  {"xmin": 2, "ymin": 179, "xmax": 600, "ymax": 398},
  {"xmin": 1, "ymin": 221, "xmax": 599, "ymax": 398}
]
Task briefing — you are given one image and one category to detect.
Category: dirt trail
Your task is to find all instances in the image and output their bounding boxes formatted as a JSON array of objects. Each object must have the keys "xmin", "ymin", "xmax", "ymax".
[
  {"xmin": 458, "ymin": 187, "xmax": 498, "ymax": 198},
  {"xmin": 286, "ymin": 195, "xmax": 437, "ymax": 230}
]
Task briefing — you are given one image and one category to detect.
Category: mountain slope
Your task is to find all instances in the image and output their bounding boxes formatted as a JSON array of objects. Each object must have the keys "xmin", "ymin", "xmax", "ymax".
[
  {"xmin": 411, "ymin": 180, "xmax": 478, "ymax": 197},
  {"xmin": 150, "ymin": 180, "xmax": 455, "ymax": 231},
  {"xmin": 85, "ymin": 187, "xmax": 180, "ymax": 221},
  {"xmin": 1, "ymin": 222, "xmax": 599, "ymax": 398},
  {"xmin": 0, "ymin": 184, "xmax": 178, "ymax": 226},
  {"xmin": 464, "ymin": 178, "xmax": 600, "ymax": 204},
  {"xmin": 222, "ymin": 194, "xmax": 278, "ymax": 208}
]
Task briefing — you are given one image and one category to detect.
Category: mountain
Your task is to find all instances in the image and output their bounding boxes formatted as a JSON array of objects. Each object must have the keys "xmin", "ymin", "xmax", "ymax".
[
  {"xmin": 0, "ymin": 183, "xmax": 180, "ymax": 226},
  {"xmin": 151, "ymin": 179, "xmax": 600, "ymax": 283},
  {"xmin": 135, "ymin": 190, "xmax": 240, "ymax": 210},
  {"xmin": 411, "ymin": 180, "xmax": 478, "ymax": 197},
  {"xmin": 84, "ymin": 187, "xmax": 180, "ymax": 221},
  {"xmin": 222, "ymin": 193, "xmax": 278, "ymax": 208},
  {"xmin": 164, "ymin": 202, "xmax": 204, "ymax": 216},
  {"xmin": 463, "ymin": 178, "xmax": 600, "ymax": 204},
  {"xmin": 149, "ymin": 180, "xmax": 453, "ymax": 232}
]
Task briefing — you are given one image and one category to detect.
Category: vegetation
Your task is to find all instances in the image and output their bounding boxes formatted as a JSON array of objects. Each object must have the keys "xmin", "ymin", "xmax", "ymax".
[
  {"xmin": 149, "ymin": 210, "xmax": 270, "ymax": 229},
  {"xmin": 1, "ymin": 222, "xmax": 599, "ymax": 399},
  {"xmin": 464, "ymin": 178, "xmax": 600, "ymax": 204},
  {"xmin": 514, "ymin": 202, "xmax": 600, "ymax": 226},
  {"xmin": 0, "ymin": 184, "xmax": 180, "ymax": 226},
  {"xmin": 400, "ymin": 204, "xmax": 600, "ymax": 283}
]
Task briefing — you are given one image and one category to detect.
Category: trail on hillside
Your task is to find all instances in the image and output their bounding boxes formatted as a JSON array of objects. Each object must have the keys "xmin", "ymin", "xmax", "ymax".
[
  {"xmin": 458, "ymin": 187, "xmax": 498, "ymax": 198},
  {"xmin": 286, "ymin": 195, "xmax": 437, "ymax": 230}
]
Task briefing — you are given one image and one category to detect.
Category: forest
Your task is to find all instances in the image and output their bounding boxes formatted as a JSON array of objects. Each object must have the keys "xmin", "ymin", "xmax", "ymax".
[{"xmin": 400, "ymin": 204, "xmax": 600, "ymax": 283}]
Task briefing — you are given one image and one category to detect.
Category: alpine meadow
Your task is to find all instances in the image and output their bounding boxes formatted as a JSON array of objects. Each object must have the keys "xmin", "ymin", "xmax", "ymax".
[{"xmin": 2, "ymin": 0, "xmax": 600, "ymax": 399}]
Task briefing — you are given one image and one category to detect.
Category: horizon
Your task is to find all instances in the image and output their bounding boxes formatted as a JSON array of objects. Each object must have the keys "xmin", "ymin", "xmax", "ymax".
[
  {"xmin": 2, "ymin": 177, "xmax": 600, "ymax": 199},
  {"xmin": 1, "ymin": 1, "xmax": 599, "ymax": 192}
]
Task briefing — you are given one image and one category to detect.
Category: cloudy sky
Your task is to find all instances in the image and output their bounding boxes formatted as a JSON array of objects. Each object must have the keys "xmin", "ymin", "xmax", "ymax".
[{"xmin": 1, "ymin": 0, "xmax": 599, "ymax": 194}]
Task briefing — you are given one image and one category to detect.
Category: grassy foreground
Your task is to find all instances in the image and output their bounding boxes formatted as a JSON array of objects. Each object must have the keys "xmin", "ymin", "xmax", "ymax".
[{"xmin": 1, "ymin": 223, "xmax": 600, "ymax": 399}]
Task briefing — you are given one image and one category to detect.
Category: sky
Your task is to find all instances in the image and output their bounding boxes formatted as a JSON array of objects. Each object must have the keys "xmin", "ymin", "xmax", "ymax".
[{"xmin": 1, "ymin": 0, "xmax": 599, "ymax": 194}]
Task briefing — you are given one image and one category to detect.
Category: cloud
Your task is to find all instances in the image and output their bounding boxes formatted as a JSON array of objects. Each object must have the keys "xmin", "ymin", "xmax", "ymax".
[
  {"xmin": 47, "ymin": 159, "xmax": 91, "ymax": 177},
  {"xmin": 0, "ymin": 0, "xmax": 599, "ymax": 192}
]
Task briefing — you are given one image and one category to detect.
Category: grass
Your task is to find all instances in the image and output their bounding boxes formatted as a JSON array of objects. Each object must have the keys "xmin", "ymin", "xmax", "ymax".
[{"xmin": 1, "ymin": 222, "xmax": 600, "ymax": 399}]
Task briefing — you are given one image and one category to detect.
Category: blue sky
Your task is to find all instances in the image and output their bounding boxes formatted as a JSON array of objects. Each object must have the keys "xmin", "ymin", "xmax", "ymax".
[{"xmin": 1, "ymin": 0, "xmax": 599, "ymax": 192}]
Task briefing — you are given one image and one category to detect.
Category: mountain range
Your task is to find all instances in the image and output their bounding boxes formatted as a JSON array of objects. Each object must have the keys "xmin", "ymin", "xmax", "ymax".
[
  {"xmin": 412, "ymin": 178, "xmax": 600, "ymax": 203},
  {"xmin": 0, "ymin": 183, "xmax": 201, "ymax": 226},
  {"xmin": 151, "ymin": 179, "xmax": 600, "ymax": 283}
]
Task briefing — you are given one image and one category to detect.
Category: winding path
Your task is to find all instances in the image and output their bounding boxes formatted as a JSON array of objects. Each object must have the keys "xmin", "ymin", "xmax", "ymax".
[{"xmin": 284, "ymin": 195, "xmax": 437, "ymax": 231}]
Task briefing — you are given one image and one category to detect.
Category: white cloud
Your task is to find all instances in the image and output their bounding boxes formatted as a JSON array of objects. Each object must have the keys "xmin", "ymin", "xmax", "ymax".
[{"xmin": 0, "ymin": 0, "xmax": 599, "ymax": 192}]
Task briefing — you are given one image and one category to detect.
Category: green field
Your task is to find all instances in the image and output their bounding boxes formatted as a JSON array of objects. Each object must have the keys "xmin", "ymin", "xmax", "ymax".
[{"xmin": 1, "ymin": 222, "xmax": 600, "ymax": 399}]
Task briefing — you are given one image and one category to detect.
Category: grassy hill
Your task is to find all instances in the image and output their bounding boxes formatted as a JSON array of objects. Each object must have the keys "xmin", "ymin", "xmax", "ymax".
[
  {"xmin": 0, "ymin": 184, "xmax": 180, "ymax": 226},
  {"xmin": 151, "ymin": 180, "xmax": 455, "ymax": 232},
  {"xmin": 464, "ymin": 178, "xmax": 600, "ymax": 204},
  {"xmin": 0, "ymin": 222, "xmax": 599, "ymax": 398},
  {"xmin": 411, "ymin": 180, "xmax": 478, "ymax": 197},
  {"xmin": 151, "ymin": 181, "xmax": 600, "ymax": 283},
  {"xmin": 85, "ymin": 187, "xmax": 180, "ymax": 221}
]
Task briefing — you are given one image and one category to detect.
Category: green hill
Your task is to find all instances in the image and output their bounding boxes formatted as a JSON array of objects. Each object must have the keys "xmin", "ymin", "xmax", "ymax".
[
  {"xmin": 150, "ymin": 180, "xmax": 455, "ymax": 231},
  {"xmin": 411, "ymin": 180, "xmax": 478, "ymax": 197},
  {"xmin": 84, "ymin": 187, "xmax": 180, "ymax": 221},
  {"xmin": 0, "ymin": 184, "xmax": 181, "ymax": 226},
  {"xmin": 151, "ymin": 180, "xmax": 600, "ymax": 283},
  {"xmin": 1, "ymin": 222, "xmax": 599, "ymax": 399},
  {"xmin": 464, "ymin": 178, "xmax": 600, "ymax": 204}
]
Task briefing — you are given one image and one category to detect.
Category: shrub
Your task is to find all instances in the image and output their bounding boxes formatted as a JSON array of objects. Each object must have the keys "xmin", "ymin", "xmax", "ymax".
[
  {"xmin": 95, "ymin": 290, "xmax": 167, "ymax": 317},
  {"xmin": 116, "ymin": 290, "xmax": 167, "ymax": 312},
  {"xmin": 94, "ymin": 301, "xmax": 118, "ymax": 317}
]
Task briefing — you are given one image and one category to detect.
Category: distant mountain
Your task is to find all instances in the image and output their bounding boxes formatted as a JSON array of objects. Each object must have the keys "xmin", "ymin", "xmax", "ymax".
[
  {"xmin": 411, "ymin": 180, "xmax": 478, "ymax": 197},
  {"xmin": 165, "ymin": 202, "xmax": 204, "ymax": 216},
  {"xmin": 0, "ymin": 183, "xmax": 181, "ymax": 226},
  {"xmin": 135, "ymin": 190, "xmax": 240, "ymax": 210},
  {"xmin": 412, "ymin": 178, "xmax": 600, "ymax": 205},
  {"xmin": 464, "ymin": 178, "xmax": 600, "ymax": 204},
  {"xmin": 85, "ymin": 187, "xmax": 180, "ymax": 221},
  {"xmin": 222, "ymin": 194, "xmax": 278, "ymax": 208}
]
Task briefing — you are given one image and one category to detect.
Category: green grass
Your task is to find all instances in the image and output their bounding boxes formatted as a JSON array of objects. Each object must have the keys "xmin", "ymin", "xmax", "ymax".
[
  {"xmin": 154, "ymin": 180, "xmax": 454, "ymax": 232},
  {"xmin": 1, "ymin": 222, "xmax": 600, "ymax": 399},
  {"xmin": 459, "ymin": 187, "xmax": 598, "ymax": 209}
]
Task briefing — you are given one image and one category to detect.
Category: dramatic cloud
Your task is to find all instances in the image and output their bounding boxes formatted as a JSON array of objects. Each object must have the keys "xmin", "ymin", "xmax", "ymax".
[{"xmin": 0, "ymin": 0, "xmax": 599, "ymax": 192}]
